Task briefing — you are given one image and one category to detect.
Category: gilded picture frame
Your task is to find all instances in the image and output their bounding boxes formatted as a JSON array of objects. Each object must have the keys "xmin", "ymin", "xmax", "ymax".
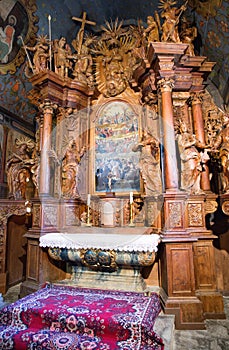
[{"xmin": 0, "ymin": 0, "xmax": 38, "ymax": 75}]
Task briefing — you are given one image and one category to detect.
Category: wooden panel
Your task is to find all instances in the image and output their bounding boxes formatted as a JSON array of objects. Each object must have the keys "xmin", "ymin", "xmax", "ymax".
[
  {"xmin": 193, "ymin": 241, "xmax": 216, "ymax": 291},
  {"xmin": 26, "ymin": 239, "xmax": 39, "ymax": 282},
  {"xmin": 166, "ymin": 244, "xmax": 195, "ymax": 297},
  {"xmin": 215, "ymin": 245, "xmax": 229, "ymax": 293},
  {"xmin": 180, "ymin": 301, "xmax": 204, "ymax": 324},
  {"xmin": 6, "ymin": 215, "xmax": 27, "ymax": 288}
]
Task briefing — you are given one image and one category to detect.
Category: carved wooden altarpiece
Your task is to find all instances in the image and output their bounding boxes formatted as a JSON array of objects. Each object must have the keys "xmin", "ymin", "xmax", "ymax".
[{"xmin": 2, "ymin": 3, "xmax": 229, "ymax": 330}]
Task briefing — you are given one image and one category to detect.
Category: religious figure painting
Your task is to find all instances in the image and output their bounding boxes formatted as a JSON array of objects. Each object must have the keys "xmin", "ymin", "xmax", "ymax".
[
  {"xmin": 0, "ymin": 0, "xmax": 38, "ymax": 74},
  {"xmin": 94, "ymin": 101, "xmax": 141, "ymax": 193}
]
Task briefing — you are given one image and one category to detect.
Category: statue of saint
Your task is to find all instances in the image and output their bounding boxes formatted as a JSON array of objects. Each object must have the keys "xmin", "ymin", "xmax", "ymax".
[
  {"xmin": 177, "ymin": 121, "xmax": 209, "ymax": 194},
  {"xmin": 26, "ymin": 35, "xmax": 49, "ymax": 73},
  {"xmin": 211, "ymin": 112, "xmax": 229, "ymax": 193},
  {"xmin": 180, "ymin": 17, "xmax": 197, "ymax": 56},
  {"xmin": 144, "ymin": 13, "xmax": 160, "ymax": 43},
  {"xmin": 133, "ymin": 129, "xmax": 162, "ymax": 196},
  {"xmin": 6, "ymin": 138, "xmax": 35, "ymax": 199},
  {"xmin": 72, "ymin": 41, "xmax": 94, "ymax": 87},
  {"xmin": 54, "ymin": 37, "xmax": 72, "ymax": 78},
  {"xmin": 160, "ymin": 0, "xmax": 187, "ymax": 43},
  {"xmin": 61, "ymin": 140, "xmax": 86, "ymax": 198}
]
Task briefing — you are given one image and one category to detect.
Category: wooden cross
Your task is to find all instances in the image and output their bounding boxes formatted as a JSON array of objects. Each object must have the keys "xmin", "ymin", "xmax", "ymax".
[{"xmin": 72, "ymin": 12, "xmax": 96, "ymax": 54}]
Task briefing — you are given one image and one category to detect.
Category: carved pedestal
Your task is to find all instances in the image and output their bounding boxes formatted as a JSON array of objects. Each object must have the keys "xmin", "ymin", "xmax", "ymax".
[{"xmin": 159, "ymin": 192, "xmax": 225, "ymax": 329}]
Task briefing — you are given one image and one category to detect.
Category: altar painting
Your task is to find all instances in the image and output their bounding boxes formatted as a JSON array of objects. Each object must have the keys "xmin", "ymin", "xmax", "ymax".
[{"xmin": 95, "ymin": 102, "xmax": 141, "ymax": 193}]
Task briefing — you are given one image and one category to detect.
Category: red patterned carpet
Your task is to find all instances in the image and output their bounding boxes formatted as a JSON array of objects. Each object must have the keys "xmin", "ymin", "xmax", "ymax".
[{"xmin": 0, "ymin": 284, "xmax": 164, "ymax": 349}]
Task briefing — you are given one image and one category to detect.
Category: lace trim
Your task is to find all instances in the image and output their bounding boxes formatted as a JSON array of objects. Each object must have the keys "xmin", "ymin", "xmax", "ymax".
[{"xmin": 39, "ymin": 232, "xmax": 161, "ymax": 252}]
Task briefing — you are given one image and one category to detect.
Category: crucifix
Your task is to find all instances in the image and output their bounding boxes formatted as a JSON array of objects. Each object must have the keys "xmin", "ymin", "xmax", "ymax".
[{"xmin": 72, "ymin": 11, "xmax": 96, "ymax": 54}]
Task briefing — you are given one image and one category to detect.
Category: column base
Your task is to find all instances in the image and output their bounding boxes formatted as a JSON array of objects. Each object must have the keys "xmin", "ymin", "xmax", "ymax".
[
  {"xmin": 196, "ymin": 291, "xmax": 226, "ymax": 320},
  {"xmin": 160, "ymin": 289, "xmax": 206, "ymax": 330}
]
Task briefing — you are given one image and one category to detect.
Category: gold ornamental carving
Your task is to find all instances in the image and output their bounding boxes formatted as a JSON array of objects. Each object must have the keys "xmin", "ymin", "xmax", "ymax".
[
  {"xmin": 204, "ymin": 200, "xmax": 218, "ymax": 215},
  {"xmin": 43, "ymin": 205, "xmax": 58, "ymax": 227},
  {"xmin": 138, "ymin": 252, "xmax": 156, "ymax": 266},
  {"xmin": 157, "ymin": 78, "xmax": 175, "ymax": 93},
  {"xmin": 32, "ymin": 205, "xmax": 41, "ymax": 227},
  {"xmin": 222, "ymin": 201, "xmax": 229, "ymax": 216},
  {"xmin": 48, "ymin": 248, "xmax": 63, "ymax": 261},
  {"xmin": 168, "ymin": 202, "xmax": 182, "ymax": 228},
  {"xmin": 188, "ymin": 203, "xmax": 203, "ymax": 227},
  {"xmin": 65, "ymin": 206, "xmax": 80, "ymax": 226},
  {"xmin": 80, "ymin": 249, "xmax": 117, "ymax": 271}
]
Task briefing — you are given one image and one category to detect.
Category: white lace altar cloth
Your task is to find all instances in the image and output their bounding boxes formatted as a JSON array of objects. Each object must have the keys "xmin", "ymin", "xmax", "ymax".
[{"xmin": 39, "ymin": 231, "xmax": 161, "ymax": 252}]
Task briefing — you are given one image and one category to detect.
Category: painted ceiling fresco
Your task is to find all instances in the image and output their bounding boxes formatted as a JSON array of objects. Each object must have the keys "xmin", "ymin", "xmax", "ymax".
[{"xmin": 0, "ymin": 0, "xmax": 228, "ymax": 124}]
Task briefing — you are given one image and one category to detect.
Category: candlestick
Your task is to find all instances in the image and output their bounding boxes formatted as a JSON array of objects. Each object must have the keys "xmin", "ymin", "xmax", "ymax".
[
  {"xmin": 129, "ymin": 202, "xmax": 135, "ymax": 227},
  {"xmin": 87, "ymin": 194, "xmax": 91, "ymax": 206},
  {"xmin": 48, "ymin": 15, "xmax": 52, "ymax": 71},
  {"xmin": 130, "ymin": 191, "xmax": 133, "ymax": 204},
  {"xmin": 86, "ymin": 202, "xmax": 92, "ymax": 226}
]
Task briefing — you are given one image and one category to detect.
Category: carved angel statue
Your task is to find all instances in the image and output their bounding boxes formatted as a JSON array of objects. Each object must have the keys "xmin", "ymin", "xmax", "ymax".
[
  {"xmin": 132, "ymin": 129, "xmax": 162, "ymax": 196},
  {"xmin": 6, "ymin": 137, "xmax": 35, "ymax": 199},
  {"xmin": 25, "ymin": 35, "xmax": 49, "ymax": 73},
  {"xmin": 177, "ymin": 121, "xmax": 209, "ymax": 194},
  {"xmin": 211, "ymin": 111, "xmax": 229, "ymax": 193},
  {"xmin": 159, "ymin": 0, "xmax": 187, "ymax": 43}
]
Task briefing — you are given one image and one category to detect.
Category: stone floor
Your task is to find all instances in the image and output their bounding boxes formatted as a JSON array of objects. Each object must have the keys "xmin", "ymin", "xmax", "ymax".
[{"xmin": 1, "ymin": 284, "xmax": 229, "ymax": 350}]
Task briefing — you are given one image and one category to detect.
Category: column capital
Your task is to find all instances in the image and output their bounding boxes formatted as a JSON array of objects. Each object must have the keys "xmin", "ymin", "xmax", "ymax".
[
  {"xmin": 188, "ymin": 92, "xmax": 204, "ymax": 106},
  {"xmin": 157, "ymin": 78, "xmax": 174, "ymax": 93},
  {"xmin": 39, "ymin": 99, "xmax": 58, "ymax": 115}
]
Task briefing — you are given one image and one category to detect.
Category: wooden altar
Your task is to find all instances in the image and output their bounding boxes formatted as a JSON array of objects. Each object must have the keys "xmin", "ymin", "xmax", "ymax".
[{"xmin": 1, "ymin": 1, "xmax": 229, "ymax": 330}]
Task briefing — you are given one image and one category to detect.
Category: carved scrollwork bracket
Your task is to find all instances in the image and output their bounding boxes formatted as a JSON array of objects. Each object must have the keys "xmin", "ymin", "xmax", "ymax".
[
  {"xmin": 222, "ymin": 201, "xmax": 229, "ymax": 216},
  {"xmin": 204, "ymin": 200, "xmax": 218, "ymax": 215}
]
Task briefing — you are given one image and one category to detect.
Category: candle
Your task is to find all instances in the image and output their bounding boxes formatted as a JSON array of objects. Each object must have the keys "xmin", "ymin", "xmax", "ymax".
[
  {"xmin": 48, "ymin": 15, "xmax": 52, "ymax": 71},
  {"xmin": 87, "ymin": 194, "xmax": 91, "ymax": 206},
  {"xmin": 130, "ymin": 191, "xmax": 133, "ymax": 204}
]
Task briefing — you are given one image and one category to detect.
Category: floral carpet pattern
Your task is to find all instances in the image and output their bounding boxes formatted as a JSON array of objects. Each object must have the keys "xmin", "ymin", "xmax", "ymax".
[{"xmin": 0, "ymin": 284, "xmax": 164, "ymax": 349}]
